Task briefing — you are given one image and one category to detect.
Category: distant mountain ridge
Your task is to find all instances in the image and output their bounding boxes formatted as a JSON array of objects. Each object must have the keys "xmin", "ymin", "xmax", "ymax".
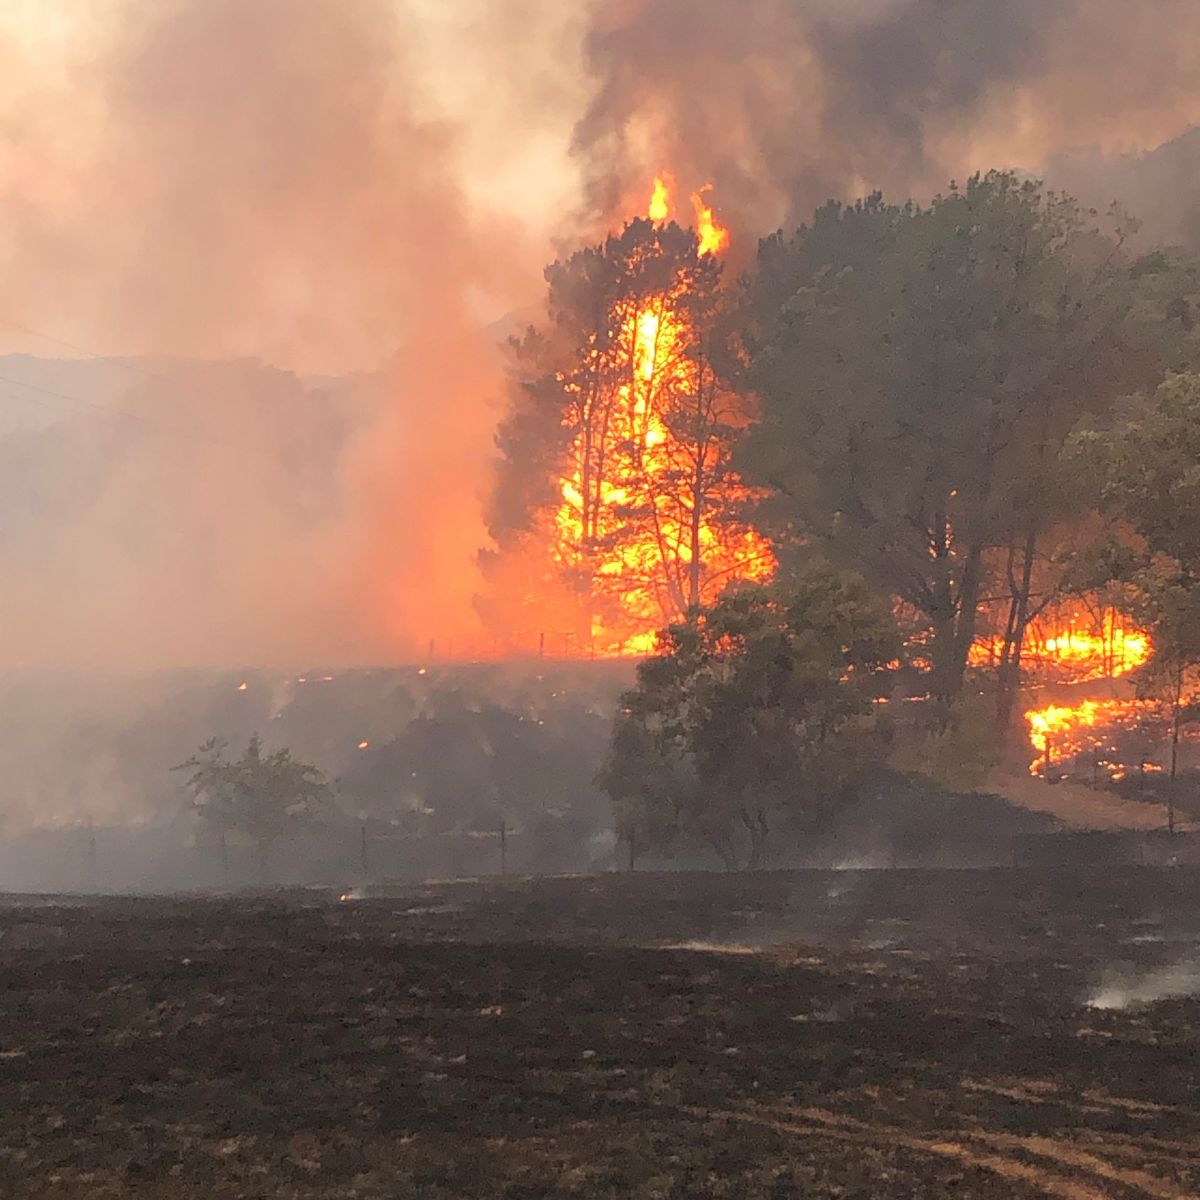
[{"xmin": 1047, "ymin": 126, "xmax": 1200, "ymax": 251}]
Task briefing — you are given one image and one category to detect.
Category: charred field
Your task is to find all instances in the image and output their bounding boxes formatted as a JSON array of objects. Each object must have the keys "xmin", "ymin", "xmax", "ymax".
[{"xmin": 3, "ymin": 868, "xmax": 1200, "ymax": 1199}]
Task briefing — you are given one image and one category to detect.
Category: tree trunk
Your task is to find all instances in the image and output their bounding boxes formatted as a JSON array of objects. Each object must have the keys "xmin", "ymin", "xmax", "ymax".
[
  {"xmin": 740, "ymin": 806, "xmax": 770, "ymax": 870},
  {"xmin": 997, "ymin": 524, "xmax": 1039, "ymax": 736},
  {"xmin": 1169, "ymin": 664, "xmax": 1183, "ymax": 837}
]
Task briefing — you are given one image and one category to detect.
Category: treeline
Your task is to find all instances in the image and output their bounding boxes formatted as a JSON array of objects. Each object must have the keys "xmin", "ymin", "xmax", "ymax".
[
  {"xmin": 172, "ymin": 680, "xmax": 619, "ymax": 883},
  {"xmin": 489, "ymin": 171, "xmax": 1200, "ymax": 866}
]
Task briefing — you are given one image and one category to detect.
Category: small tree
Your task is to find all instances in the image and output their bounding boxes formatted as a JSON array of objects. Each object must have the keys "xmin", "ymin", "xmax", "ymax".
[
  {"xmin": 174, "ymin": 735, "xmax": 331, "ymax": 882},
  {"xmin": 600, "ymin": 564, "xmax": 901, "ymax": 868}
]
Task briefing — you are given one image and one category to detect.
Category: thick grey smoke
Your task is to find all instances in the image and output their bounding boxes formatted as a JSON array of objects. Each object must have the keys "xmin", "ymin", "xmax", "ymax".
[
  {"xmin": 1049, "ymin": 129, "xmax": 1200, "ymax": 251},
  {"xmin": 573, "ymin": 0, "xmax": 1200, "ymax": 241}
]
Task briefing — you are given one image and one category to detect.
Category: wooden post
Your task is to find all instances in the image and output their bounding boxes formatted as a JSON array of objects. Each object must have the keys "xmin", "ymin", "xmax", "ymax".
[
  {"xmin": 85, "ymin": 824, "xmax": 97, "ymax": 890},
  {"xmin": 1168, "ymin": 664, "xmax": 1182, "ymax": 837}
]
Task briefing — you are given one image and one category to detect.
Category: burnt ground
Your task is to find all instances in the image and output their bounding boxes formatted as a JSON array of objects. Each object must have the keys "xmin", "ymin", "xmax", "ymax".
[{"xmin": 3, "ymin": 870, "xmax": 1200, "ymax": 1198}]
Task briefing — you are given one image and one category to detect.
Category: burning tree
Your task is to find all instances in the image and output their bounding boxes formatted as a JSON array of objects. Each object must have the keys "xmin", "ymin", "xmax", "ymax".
[
  {"xmin": 482, "ymin": 181, "xmax": 773, "ymax": 655},
  {"xmin": 742, "ymin": 174, "xmax": 1147, "ymax": 712},
  {"xmin": 1074, "ymin": 373, "xmax": 1200, "ymax": 824}
]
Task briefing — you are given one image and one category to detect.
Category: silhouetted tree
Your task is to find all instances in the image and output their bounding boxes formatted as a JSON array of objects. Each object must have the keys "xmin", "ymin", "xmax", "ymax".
[{"xmin": 174, "ymin": 735, "xmax": 331, "ymax": 882}]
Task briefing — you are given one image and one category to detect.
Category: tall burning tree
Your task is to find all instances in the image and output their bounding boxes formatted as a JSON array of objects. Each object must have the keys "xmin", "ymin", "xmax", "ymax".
[{"xmin": 483, "ymin": 180, "xmax": 773, "ymax": 655}]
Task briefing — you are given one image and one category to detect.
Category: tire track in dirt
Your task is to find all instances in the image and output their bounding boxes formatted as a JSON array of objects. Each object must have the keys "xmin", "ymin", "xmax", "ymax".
[
  {"xmin": 982, "ymin": 1132, "xmax": 1197, "ymax": 1200},
  {"xmin": 717, "ymin": 1105, "xmax": 1191, "ymax": 1200}
]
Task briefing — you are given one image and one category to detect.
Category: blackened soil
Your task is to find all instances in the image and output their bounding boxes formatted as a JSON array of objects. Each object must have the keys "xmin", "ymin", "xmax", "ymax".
[{"xmin": 2, "ymin": 868, "xmax": 1200, "ymax": 1198}]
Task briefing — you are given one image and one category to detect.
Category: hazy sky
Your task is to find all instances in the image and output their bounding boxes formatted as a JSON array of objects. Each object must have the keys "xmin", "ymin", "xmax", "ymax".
[
  {"xmin": 0, "ymin": 0, "xmax": 591, "ymax": 371},
  {"xmin": 0, "ymin": 1, "xmax": 1195, "ymax": 671},
  {"xmin": 0, "ymin": 1, "xmax": 1195, "ymax": 372}
]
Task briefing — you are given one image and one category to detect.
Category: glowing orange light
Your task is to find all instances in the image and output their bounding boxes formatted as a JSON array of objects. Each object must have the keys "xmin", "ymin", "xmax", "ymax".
[
  {"xmin": 547, "ymin": 173, "xmax": 768, "ymax": 656},
  {"xmin": 648, "ymin": 174, "xmax": 672, "ymax": 222},
  {"xmin": 690, "ymin": 185, "xmax": 729, "ymax": 256},
  {"xmin": 970, "ymin": 613, "xmax": 1152, "ymax": 683}
]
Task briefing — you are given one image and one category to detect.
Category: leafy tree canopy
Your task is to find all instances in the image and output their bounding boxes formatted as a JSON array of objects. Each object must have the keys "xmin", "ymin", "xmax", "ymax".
[
  {"xmin": 741, "ymin": 172, "xmax": 1149, "ymax": 704},
  {"xmin": 174, "ymin": 735, "xmax": 331, "ymax": 872},
  {"xmin": 600, "ymin": 563, "xmax": 901, "ymax": 868}
]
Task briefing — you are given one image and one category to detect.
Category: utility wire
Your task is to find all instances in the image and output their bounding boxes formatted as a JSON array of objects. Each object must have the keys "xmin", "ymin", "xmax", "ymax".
[
  {"xmin": 0, "ymin": 371, "xmax": 234, "ymax": 449},
  {"xmin": 0, "ymin": 314, "xmax": 236, "ymax": 448}
]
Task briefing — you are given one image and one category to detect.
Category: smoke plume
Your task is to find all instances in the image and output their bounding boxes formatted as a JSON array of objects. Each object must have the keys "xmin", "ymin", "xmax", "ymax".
[
  {"xmin": 573, "ymin": 0, "xmax": 1200, "ymax": 244},
  {"xmin": 0, "ymin": 1, "xmax": 1198, "ymax": 673},
  {"xmin": 0, "ymin": 0, "xmax": 579, "ymax": 667},
  {"xmin": 1087, "ymin": 955, "xmax": 1200, "ymax": 1010}
]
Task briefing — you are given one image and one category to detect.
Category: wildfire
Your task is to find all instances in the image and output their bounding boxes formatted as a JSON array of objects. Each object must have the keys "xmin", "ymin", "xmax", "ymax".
[
  {"xmin": 971, "ymin": 610, "xmax": 1151, "ymax": 682},
  {"xmin": 1025, "ymin": 696, "xmax": 1162, "ymax": 778},
  {"xmin": 690, "ymin": 184, "xmax": 729, "ymax": 256},
  {"xmin": 648, "ymin": 174, "xmax": 672, "ymax": 222},
  {"xmin": 646, "ymin": 174, "xmax": 730, "ymax": 257},
  {"xmin": 1001, "ymin": 609, "xmax": 1159, "ymax": 777},
  {"xmin": 549, "ymin": 173, "xmax": 771, "ymax": 655}
]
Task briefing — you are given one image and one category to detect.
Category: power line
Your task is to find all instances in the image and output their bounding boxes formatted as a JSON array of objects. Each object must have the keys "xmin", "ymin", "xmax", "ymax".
[
  {"xmin": 0, "ymin": 371, "xmax": 234, "ymax": 449},
  {"xmin": 0, "ymin": 311, "xmax": 250, "ymax": 448}
]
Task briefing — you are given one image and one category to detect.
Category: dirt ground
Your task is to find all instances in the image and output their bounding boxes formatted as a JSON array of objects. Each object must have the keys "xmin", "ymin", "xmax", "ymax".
[{"xmin": 3, "ymin": 869, "xmax": 1200, "ymax": 1198}]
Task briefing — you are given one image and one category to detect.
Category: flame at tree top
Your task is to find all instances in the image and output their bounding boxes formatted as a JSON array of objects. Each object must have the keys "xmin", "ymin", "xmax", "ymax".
[
  {"xmin": 689, "ymin": 184, "xmax": 729, "ymax": 256},
  {"xmin": 646, "ymin": 174, "xmax": 730, "ymax": 257},
  {"xmin": 541, "ymin": 173, "xmax": 770, "ymax": 655},
  {"xmin": 647, "ymin": 175, "xmax": 672, "ymax": 222}
]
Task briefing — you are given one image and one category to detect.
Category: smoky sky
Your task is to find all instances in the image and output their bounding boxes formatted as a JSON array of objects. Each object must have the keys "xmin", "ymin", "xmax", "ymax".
[
  {"xmin": 0, "ymin": 0, "xmax": 1195, "ymax": 673},
  {"xmin": 574, "ymin": 0, "xmax": 1200, "ymax": 241},
  {"xmin": 0, "ymin": 0, "xmax": 568, "ymax": 668}
]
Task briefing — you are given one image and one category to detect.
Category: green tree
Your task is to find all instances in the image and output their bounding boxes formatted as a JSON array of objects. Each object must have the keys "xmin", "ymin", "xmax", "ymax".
[
  {"xmin": 600, "ymin": 564, "xmax": 901, "ymax": 868},
  {"xmin": 741, "ymin": 173, "xmax": 1144, "ymax": 717},
  {"xmin": 174, "ymin": 735, "xmax": 331, "ymax": 882}
]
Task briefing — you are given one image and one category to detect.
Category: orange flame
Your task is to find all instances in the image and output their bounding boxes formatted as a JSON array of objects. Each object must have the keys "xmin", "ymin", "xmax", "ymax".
[
  {"xmin": 1008, "ymin": 611, "xmax": 1158, "ymax": 776},
  {"xmin": 645, "ymin": 174, "xmax": 730, "ymax": 257},
  {"xmin": 547, "ymin": 174, "xmax": 768, "ymax": 655},
  {"xmin": 648, "ymin": 174, "xmax": 672, "ymax": 222},
  {"xmin": 970, "ymin": 612, "xmax": 1151, "ymax": 683},
  {"xmin": 1024, "ymin": 696, "xmax": 1161, "ymax": 777},
  {"xmin": 690, "ymin": 185, "xmax": 729, "ymax": 256}
]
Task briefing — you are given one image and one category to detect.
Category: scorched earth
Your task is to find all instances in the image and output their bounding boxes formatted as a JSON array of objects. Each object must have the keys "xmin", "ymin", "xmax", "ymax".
[{"xmin": 2, "ymin": 869, "xmax": 1200, "ymax": 1198}]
